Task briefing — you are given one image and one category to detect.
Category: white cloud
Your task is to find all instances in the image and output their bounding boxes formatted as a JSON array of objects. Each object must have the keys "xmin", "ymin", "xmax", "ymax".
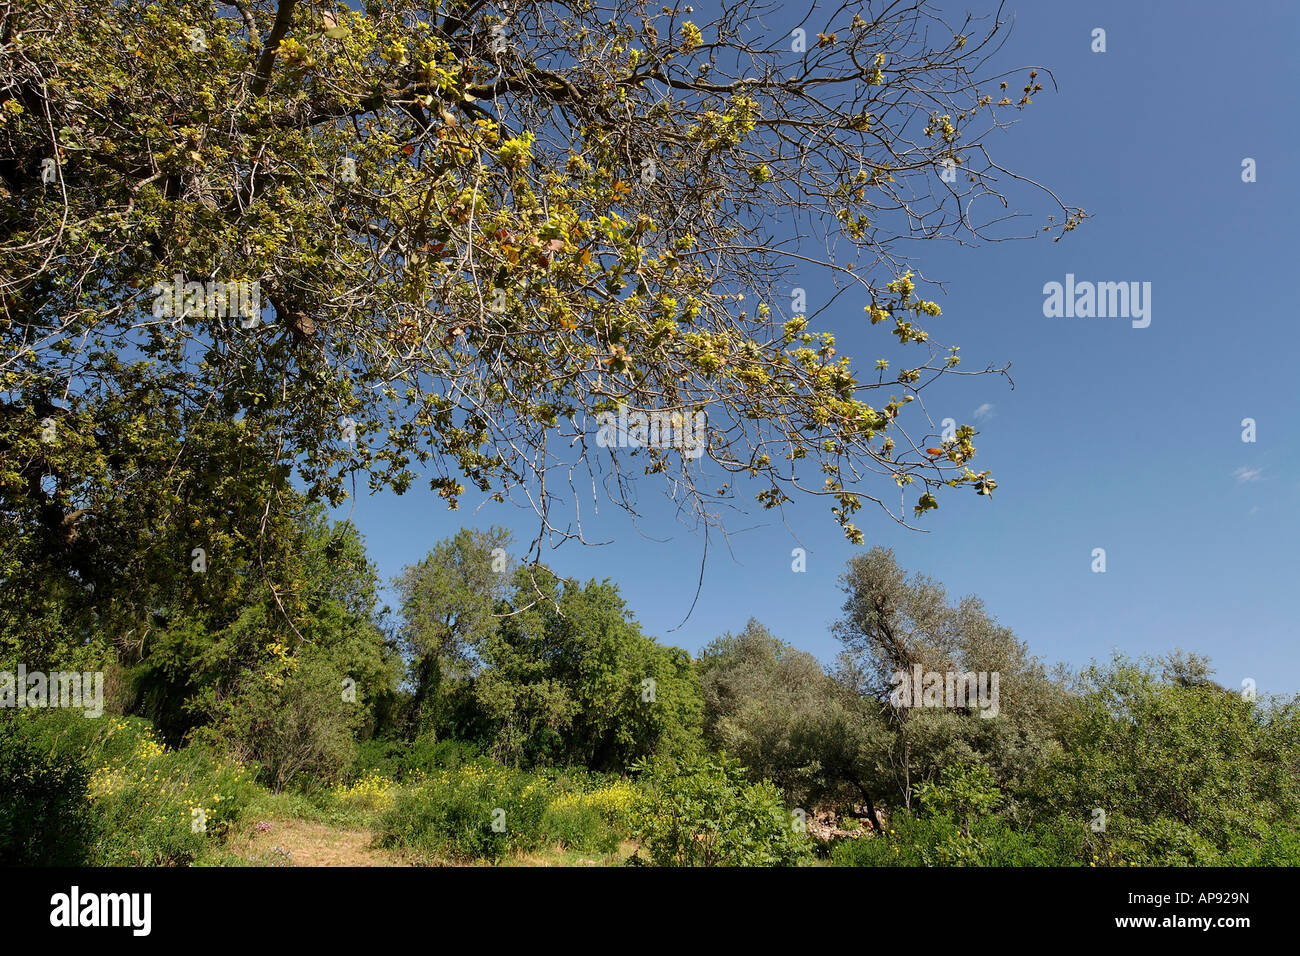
[
  {"xmin": 972, "ymin": 403, "xmax": 995, "ymax": 420},
  {"xmin": 1233, "ymin": 466, "xmax": 1263, "ymax": 484}
]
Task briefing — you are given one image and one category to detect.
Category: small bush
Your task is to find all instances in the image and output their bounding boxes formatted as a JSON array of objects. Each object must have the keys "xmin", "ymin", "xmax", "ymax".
[
  {"xmin": 541, "ymin": 781, "xmax": 638, "ymax": 854},
  {"xmin": 348, "ymin": 735, "xmax": 483, "ymax": 784},
  {"xmin": 332, "ymin": 771, "xmax": 400, "ymax": 815},
  {"xmin": 832, "ymin": 811, "xmax": 1088, "ymax": 867},
  {"xmin": 375, "ymin": 761, "xmax": 554, "ymax": 862},
  {"xmin": 1099, "ymin": 814, "xmax": 1221, "ymax": 866},
  {"xmin": 630, "ymin": 754, "xmax": 812, "ymax": 866},
  {"xmin": 541, "ymin": 799, "xmax": 619, "ymax": 854},
  {"xmin": 85, "ymin": 728, "xmax": 260, "ymax": 865}
]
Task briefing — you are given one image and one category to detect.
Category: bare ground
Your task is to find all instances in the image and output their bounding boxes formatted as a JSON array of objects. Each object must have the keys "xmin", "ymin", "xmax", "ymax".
[{"xmin": 225, "ymin": 818, "xmax": 411, "ymax": 867}]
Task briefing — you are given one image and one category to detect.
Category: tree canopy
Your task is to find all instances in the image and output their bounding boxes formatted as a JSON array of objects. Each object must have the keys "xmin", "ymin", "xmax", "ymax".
[{"xmin": 2, "ymin": 0, "xmax": 1084, "ymax": 570}]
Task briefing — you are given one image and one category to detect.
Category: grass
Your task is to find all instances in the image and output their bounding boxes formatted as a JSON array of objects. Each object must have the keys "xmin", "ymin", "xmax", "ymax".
[{"xmin": 201, "ymin": 772, "xmax": 641, "ymax": 867}]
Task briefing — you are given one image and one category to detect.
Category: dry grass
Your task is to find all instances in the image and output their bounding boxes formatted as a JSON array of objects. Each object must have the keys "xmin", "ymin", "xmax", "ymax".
[
  {"xmin": 221, "ymin": 818, "xmax": 642, "ymax": 867},
  {"xmin": 224, "ymin": 817, "xmax": 412, "ymax": 867}
]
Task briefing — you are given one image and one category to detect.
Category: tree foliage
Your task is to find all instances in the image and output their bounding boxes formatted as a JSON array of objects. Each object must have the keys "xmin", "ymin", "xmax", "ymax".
[
  {"xmin": 473, "ymin": 563, "xmax": 702, "ymax": 769},
  {"xmin": 392, "ymin": 525, "xmax": 512, "ymax": 736},
  {"xmin": 1, "ymin": 0, "xmax": 1083, "ymax": 555},
  {"xmin": 1029, "ymin": 654, "xmax": 1300, "ymax": 853},
  {"xmin": 833, "ymin": 545, "xmax": 1067, "ymax": 808},
  {"xmin": 699, "ymin": 617, "xmax": 889, "ymax": 815}
]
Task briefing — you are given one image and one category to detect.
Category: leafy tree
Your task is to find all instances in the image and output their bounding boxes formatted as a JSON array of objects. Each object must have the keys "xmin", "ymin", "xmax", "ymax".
[
  {"xmin": 202, "ymin": 642, "xmax": 367, "ymax": 792},
  {"xmin": 698, "ymin": 618, "xmax": 892, "ymax": 826},
  {"xmin": 0, "ymin": 367, "xmax": 300, "ymax": 673},
  {"xmin": 1028, "ymin": 654, "xmax": 1300, "ymax": 855},
  {"xmin": 128, "ymin": 502, "xmax": 398, "ymax": 746},
  {"xmin": 392, "ymin": 526, "xmax": 512, "ymax": 738},
  {"xmin": 833, "ymin": 546, "xmax": 1068, "ymax": 808},
  {"xmin": 474, "ymin": 563, "xmax": 701, "ymax": 769},
  {"xmin": 188, "ymin": 510, "xmax": 401, "ymax": 787},
  {"xmin": 914, "ymin": 762, "xmax": 1001, "ymax": 836},
  {"xmin": 0, "ymin": 350, "xmax": 401, "ymax": 750},
  {"xmin": 2, "ymin": 0, "xmax": 1082, "ymax": 551}
]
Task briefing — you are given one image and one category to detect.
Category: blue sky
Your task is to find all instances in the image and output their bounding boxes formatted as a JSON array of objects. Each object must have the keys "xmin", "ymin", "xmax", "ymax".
[{"xmin": 332, "ymin": 1, "xmax": 1300, "ymax": 694}]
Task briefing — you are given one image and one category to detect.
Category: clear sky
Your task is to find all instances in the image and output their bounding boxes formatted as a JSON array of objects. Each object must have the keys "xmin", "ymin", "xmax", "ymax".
[{"xmin": 331, "ymin": 1, "xmax": 1300, "ymax": 695}]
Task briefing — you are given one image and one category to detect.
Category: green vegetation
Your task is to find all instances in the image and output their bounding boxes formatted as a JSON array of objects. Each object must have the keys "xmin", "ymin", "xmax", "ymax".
[
  {"xmin": 4, "ymin": 527, "xmax": 1298, "ymax": 867},
  {"xmin": 1, "ymin": 711, "xmax": 257, "ymax": 865},
  {"xmin": 0, "ymin": 1, "xmax": 1290, "ymax": 869},
  {"xmin": 630, "ymin": 755, "xmax": 812, "ymax": 867}
]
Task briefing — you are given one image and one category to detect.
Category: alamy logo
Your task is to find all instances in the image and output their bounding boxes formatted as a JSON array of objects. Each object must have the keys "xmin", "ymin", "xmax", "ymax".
[
  {"xmin": 596, "ymin": 406, "xmax": 706, "ymax": 460},
  {"xmin": 1042, "ymin": 274, "xmax": 1151, "ymax": 328},
  {"xmin": 50, "ymin": 887, "xmax": 151, "ymax": 936},
  {"xmin": 0, "ymin": 666, "xmax": 102, "ymax": 717},
  {"xmin": 151, "ymin": 275, "xmax": 261, "ymax": 325},
  {"xmin": 889, "ymin": 665, "xmax": 1000, "ymax": 718}
]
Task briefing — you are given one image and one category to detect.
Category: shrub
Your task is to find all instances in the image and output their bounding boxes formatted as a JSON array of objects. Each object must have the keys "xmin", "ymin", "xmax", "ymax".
[
  {"xmin": 200, "ymin": 648, "xmax": 363, "ymax": 793},
  {"xmin": 84, "ymin": 727, "xmax": 260, "ymax": 865},
  {"xmin": 346, "ymin": 738, "xmax": 408, "ymax": 782},
  {"xmin": 541, "ymin": 799, "xmax": 619, "ymax": 854},
  {"xmin": 401, "ymin": 736, "xmax": 484, "ymax": 776},
  {"xmin": 831, "ymin": 811, "xmax": 1086, "ymax": 867},
  {"xmin": 0, "ymin": 711, "xmax": 259, "ymax": 865},
  {"xmin": 832, "ymin": 813, "xmax": 981, "ymax": 866},
  {"xmin": 1097, "ymin": 814, "xmax": 1221, "ymax": 867},
  {"xmin": 1220, "ymin": 819, "xmax": 1300, "ymax": 866},
  {"xmin": 375, "ymin": 761, "xmax": 555, "ymax": 862},
  {"xmin": 332, "ymin": 771, "xmax": 400, "ymax": 815},
  {"xmin": 1027, "ymin": 655, "xmax": 1300, "ymax": 857},
  {"xmin": 630, "ymin": 754, "xmax": 812, "ymax": 866},
  {"xmin": 541, "ymin": 780, "xmax": 638, "ymax": 854},
  {"xmin": 347, "ymin": 735, "xmax": 484, "ymax": 785},
  {"xmin": 0, "ymin": 717, "xmax": 96, "ymax": 864},
  {"xmin": 914, "ymin": 764, "xmax": 1002, "ymax": 831}
]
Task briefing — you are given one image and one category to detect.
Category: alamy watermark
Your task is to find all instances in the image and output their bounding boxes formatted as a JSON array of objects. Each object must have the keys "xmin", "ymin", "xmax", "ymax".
[
  {"xmin": 1042, "ymin": 274, "xmax": 1151, "ymax": 328},
  {"xmin": 889, "ymin": 665, "xmax": 1000, "ymax": 718},
  {"xmin": 50, "ymin": 886, "xmax": 151, "ymax": 936},
  {"xmin": 151, "ymin": 275, "xmax": 261, "ymax": 325},
  {"xmin": 1, "ymin": 665, "xmax": 103, "ymax": 717},
  {"xmin": 595, "ymin": 405, "xmax": 705, "ymax": 459}
]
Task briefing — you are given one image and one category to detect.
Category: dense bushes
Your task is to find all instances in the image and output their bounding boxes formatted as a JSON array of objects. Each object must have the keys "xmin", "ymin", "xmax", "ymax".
[
  {"xmin": 830, "ymin": 755, "xmax": 1300, "ymax": 867},
  {"xmin": 832, "ymin": 813, "xmax": 1089, "ymax": 866},
  {"xmin": 630, "ymin": 755, "xmax": 812, "ymax": 866},
  {"xmin": 0, "ymin": 718, "xmax": 96, "ymax": 864},
  {"xmin": 347, "ymin": 735, "xmax": 484, "ymax": 784},
  {"xmin": 540, "ymin": 783, "xmax": 636, "ymax": 856},
  {"xmin": 1020, "ymin": 656, "xmax": 1300, "ymax": 864},
  {"xmin": 831, "ymin": 762, "xmax": 1082, "ymax": 866},
  {"xmin": 200, "ymin": 641, "xmax": 378, "ymax": 794},
  {"xmin": 373, "ymin": 762, "xmax": 637, "ymax": 863},
  {"xmin": 832, "ymin": 809, "xmax": 1300, "ymax": 868},
  {"xmin": 375, "ymin": 762, "xmax": 552, "ymax": 862},
  {"xmin": 0, "ymin": 711, "xmax": 258, "ymax": 865}
]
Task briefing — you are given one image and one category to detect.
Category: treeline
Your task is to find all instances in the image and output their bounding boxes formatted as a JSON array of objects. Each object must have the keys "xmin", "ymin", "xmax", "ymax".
[{"xmin": 3, "ymin": 492, "xmax": 1300, "ymax": 865}]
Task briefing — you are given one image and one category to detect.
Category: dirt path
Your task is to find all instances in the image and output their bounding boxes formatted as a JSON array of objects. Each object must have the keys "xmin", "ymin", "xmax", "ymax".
[{"xmin": 232, "ymin": 818, "xmax": 410, "ymax": 867}]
